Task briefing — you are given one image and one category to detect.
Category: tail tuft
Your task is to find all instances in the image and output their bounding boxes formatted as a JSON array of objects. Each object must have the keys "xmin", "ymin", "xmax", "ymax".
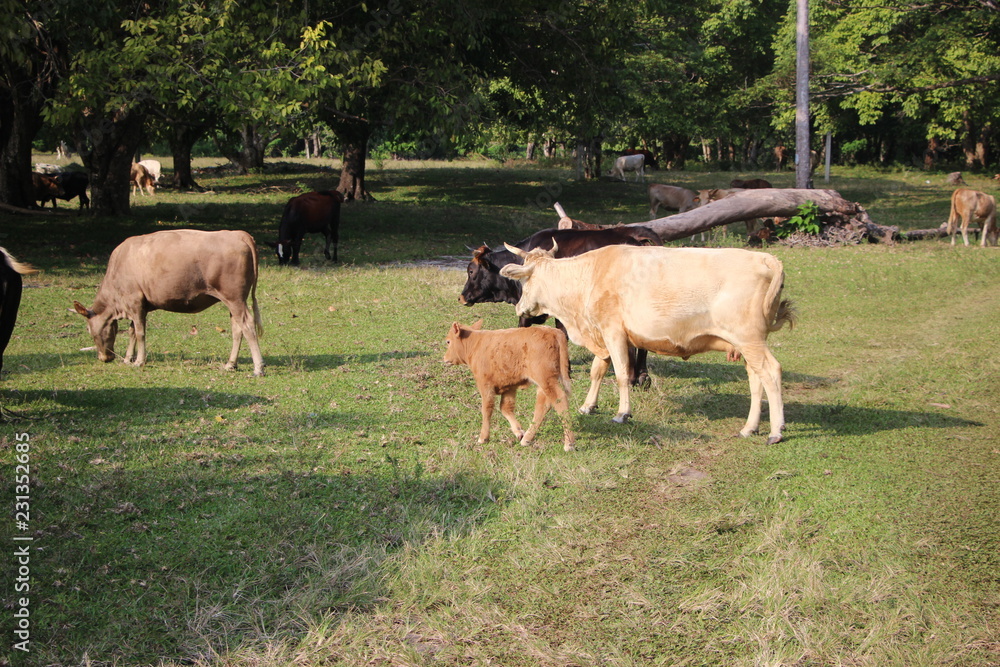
[{"xmin": 770, "ymin": 299, "xmax": 797, "ymax": 332}]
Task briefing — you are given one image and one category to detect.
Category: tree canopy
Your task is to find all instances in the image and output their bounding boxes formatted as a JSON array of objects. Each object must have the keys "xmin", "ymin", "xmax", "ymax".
[{"xmin": 2, "ymin": 0, "xmax": 999, "ymax": 213}]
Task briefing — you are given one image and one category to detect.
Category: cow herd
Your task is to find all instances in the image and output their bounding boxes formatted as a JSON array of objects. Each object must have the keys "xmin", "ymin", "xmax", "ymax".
[{"xmin": 2, "ymin": 163, "xmax": 997, "ymax": 450}]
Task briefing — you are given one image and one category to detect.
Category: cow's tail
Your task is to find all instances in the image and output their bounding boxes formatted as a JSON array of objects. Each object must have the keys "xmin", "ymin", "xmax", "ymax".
[
  {"xmin": 244, "ymin": 235, "xmax": 264, "ymax": 337},
  {"xmin": 557, "ymin": 328, "xmax": 572, "ymax": 394},
  {"xmin": 0, "ymin": 247, "xmax": 39, "ymax": 276},
  {"xmin": 946, "ymin": 190, "xmax": 960, "ymax": 235},
  {"xmin": 763, "ymin": 256, "xmax": 796, "ymax": 333}
]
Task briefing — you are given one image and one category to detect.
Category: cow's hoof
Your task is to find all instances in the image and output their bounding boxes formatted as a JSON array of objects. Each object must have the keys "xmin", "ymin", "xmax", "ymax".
[
  {"xmin": 579, "ymin": 404, "xmax": 598, "ymax": 415},
  {"xmin": 767, "ymin": 434, "xmax": 783, "ymax": 445},
  {"xmin": 612, "ymin": 413, "xmax": 631, "ymax": 424},
  {"xmin": 632, "ymin": 373, "xmax": 651, "ymax": 390},
  {"xmin": 563, "ymin": 442, "xmax": 575, "ymax": 452},
  {"xmin": 520, "ymin": 439, "xmax": 534, "ymax": 447},
  {"xmin": 224, "ymin": 362, "xmax": 237, "ymax": 371},
  {"xmin": 739, "ymin": 428, "xmax": 758, "ymax": 438}
]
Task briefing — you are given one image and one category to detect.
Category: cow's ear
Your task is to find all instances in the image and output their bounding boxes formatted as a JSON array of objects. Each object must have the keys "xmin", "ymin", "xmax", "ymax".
[
  {"xmin": 450, "ymin": 322, "xmax": 463, "ymax": 336},
  {"xmin": 470, "ymin": 319, "xmax": 483, "ymax": 330},
  {"xmin": 500, "ymin": 263, "xmax": 531, "ymax": 281},
  {"xmin": 72, "ymin": 301, "xmax": 94, "ymax": 318}
]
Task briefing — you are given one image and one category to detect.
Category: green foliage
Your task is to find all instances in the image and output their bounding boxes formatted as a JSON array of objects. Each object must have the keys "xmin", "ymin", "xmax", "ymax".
[{"xmin": 777, "ymin": 199, "xmax": 821, "ymax": 237}]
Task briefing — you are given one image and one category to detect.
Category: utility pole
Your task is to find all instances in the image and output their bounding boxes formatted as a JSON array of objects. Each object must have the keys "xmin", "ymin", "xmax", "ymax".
[{"xmin": 795, "ymin": 0, "xmax": 811, "ymax": 188}]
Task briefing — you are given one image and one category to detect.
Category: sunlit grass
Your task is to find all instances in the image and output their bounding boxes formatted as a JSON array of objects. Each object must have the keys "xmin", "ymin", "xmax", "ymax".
[{"xmin": 2, "ymin": 161, "xmax": 999, "ymax": 665}]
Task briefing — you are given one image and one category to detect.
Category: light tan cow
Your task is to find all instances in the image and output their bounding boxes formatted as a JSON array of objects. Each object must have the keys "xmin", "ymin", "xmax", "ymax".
[
  {"xmin": 648, "ymin": 184, "xmax": 700, "ymax": 218},
  {"xmin": 443, "ymin": 320, "xmax": 575, "ymax": 451},
  {"xmin": 73, "ymin": 229, "xmax": 264, "ymax": 375},
  {"xmin": 501, "ymin": 243, "xmax": 795, "ymax": 444},
  {"xmin": 947, "ymin": 188, "xmax": 998, "ymax": 247}
]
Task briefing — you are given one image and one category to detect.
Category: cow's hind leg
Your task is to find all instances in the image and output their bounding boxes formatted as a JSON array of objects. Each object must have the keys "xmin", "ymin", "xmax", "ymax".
[
  {"xmin": 225, "ymin": 300, "xmax": 265, "ymax": 376},
  {"xmin": 498, "ymin": 389, "xmax": 526, "ymax": 443},
  {"xmin": 530, "ymin": 380, "xmax": 575, "ymax": 451},
  {"xmin": 741, "ymin": 344, "xmax": 784, "ymax": 444},
  {"xmin": 607, "ymin": 340, "xmax": 634, "ymax": 423},
  {"xmin": 322, "ymin": 227, "xmax": 332, "ymax": 260}
]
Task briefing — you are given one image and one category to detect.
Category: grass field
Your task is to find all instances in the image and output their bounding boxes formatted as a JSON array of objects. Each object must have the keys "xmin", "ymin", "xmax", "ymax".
[{"xmin": 1, "ymin": 158, "xmax": 999, "ymax": 666}]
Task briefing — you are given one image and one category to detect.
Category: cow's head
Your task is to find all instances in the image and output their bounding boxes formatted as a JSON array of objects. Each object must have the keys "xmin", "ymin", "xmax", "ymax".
[
  {"xmin": 265, "ymin": 240, "xmax": 293, "ymax": 265},
  {"xmin": 459, "ymin": 245, "xmax": 515, "ymax": 305},
  {"xmin": 443, "ymin": 319, "xmax": 482, "ymax": 366},
  {"xmin": 73, "ymin": 301, "xmax": 118, "ymax": 362},
  {"xmin": 500, "ymin": 242, "xmax": 557, "ymax": 319}
]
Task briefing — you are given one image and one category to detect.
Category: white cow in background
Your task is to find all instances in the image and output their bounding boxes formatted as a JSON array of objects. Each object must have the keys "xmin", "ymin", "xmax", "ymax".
[{"xmin": 609, "ymin": 154, "xmax": 645, "ymax": 182}]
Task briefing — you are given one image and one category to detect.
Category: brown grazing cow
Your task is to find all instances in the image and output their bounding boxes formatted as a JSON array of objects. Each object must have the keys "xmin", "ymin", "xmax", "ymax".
[
  {"xmin": 947, "ymin": 188, "xmax": 998, "ymax": 247},
  {"xmin": 648, "ymin": 184, "xmax": 700, "ymax": 218},
  {"xmin": 32, "ymin": 172, "xmax": 62, "ymax": 208},
  {"xmin": 443, "ymin": 320, "xmax": 575, "ymax": 451},
  {"xmin": 73, "ymin": 229, "xmax": 265, "ymax": 375}
]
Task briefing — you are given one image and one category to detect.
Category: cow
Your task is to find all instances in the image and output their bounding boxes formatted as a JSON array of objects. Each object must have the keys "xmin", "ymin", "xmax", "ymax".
[
  {"xmin": 137, "ymin": 159, "xmax": 162, "ymax": 184},
  {"xmin": 268, "ymin": 190, "xmax": 344, "ymax": 265},
  {"xmin": 443, "ymin": 320, "xmax": 575, "ymax": 451},
  {"xmin": 32, "ymin": 172, "xmax": 62, "ymax": 208},
  {"xmin": 500, "ymin": 243, "xmax": 796, "ymax": 444},
  {"xmin": 609, "ymin": 154, "xmax": 645, "ymax": 182},
  {"xmin": 459, "ymin": 227, "xmax": 658, "ymax": 386},
  {"xmin": 947, "ymin": 188, "xmax": 998, "ymax": 247},
  {"xmin": 623, "ymin": 149, "xmax": 660, "ymax": 171},
  {"xmin": 73, "ymin": 229, "xmax": 265, "ymax": 376},
  {"xmin": 130, "ymin": 162, "xmax": 155, "ymax": 196},
  {"xmin": 774, "ymin": 145, "xmax": 789, "ymax": 170},
  {"xmin": 648, "ymin": 184, "xmax": 699, "ymax": 218},
  {"xmin": 53, "ymin": 171, "xmax": 90, "ymax": 209},
  {"xmin": 1, "ymin": 247, "xmax": 38, "ymax": 378},
  {"xmin": 730, "ymin": 178, "xmax": 772, "ymax": 189}
]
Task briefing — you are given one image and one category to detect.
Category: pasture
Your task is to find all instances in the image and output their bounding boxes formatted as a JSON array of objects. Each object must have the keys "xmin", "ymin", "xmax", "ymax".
[{"xmin": 2, "ymin": 158, "xmax": 999, "ymax": 666}]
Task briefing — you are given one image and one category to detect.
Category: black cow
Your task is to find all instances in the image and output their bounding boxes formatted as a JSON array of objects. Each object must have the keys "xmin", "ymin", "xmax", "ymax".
[
  {"xmin": 459, "ymin": 226, "xmax": 659, "ymax": 386},
  {"xmin": 55, "ymin": 171, "xmax": 90, "ymax": 209},
  {"xmin": 268, "ymin": 190, "xmax": 344, "ymax": 265},
  {"xmin": 1, "ymin": 247, "xmax": 38, "ymax": 378}
]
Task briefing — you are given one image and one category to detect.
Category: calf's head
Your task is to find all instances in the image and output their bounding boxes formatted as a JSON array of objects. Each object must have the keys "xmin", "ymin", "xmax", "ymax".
[
  {"xmin": 459, "ymin": 246, "xmax": 518, "ymax": 305},
  {"xmin": 443, "ymin": 320, "xmax": 483, "ymax": 366},
  {"xmin": 73, "ymin": 302, "xmax": 118, "ymax": 362}
]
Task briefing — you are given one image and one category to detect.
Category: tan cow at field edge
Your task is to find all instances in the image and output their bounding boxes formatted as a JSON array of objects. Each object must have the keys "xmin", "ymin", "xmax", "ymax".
[
  {"xmin": 501, "ymin": 243, "xmax": 795, "ymax": 444},
  {"xmin": 73, "ymin": 229, "xmax": 265, "ymax": 375},
  {"xmin": 947, "ymin": 188, "xmax": 998, "ymax": 247},
  {"xmin": 443, "ymin": 320, "xmax": 575, "ymax": 451},
  {"xmin": 648, "ymin": 184, "xmax": 700, "ymax": 218},
  {"xmin": 130, "ymin": 162, "xmax": 155, "ymax": 196}
]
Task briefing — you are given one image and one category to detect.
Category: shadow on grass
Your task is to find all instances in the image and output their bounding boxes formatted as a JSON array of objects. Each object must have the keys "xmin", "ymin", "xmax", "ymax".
[{"xmin": 23, "ymin": 462, "xmax": 501, "ymax": 664}]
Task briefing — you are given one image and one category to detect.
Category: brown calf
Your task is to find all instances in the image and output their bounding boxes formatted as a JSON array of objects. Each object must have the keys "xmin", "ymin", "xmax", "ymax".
[
  {"xmin": 947, "ymin": 188, "xmax": 998, "ymax": 247},
  {"xmin": 443, "ymin": 321, "xmax": 575, "ymax": 451}
]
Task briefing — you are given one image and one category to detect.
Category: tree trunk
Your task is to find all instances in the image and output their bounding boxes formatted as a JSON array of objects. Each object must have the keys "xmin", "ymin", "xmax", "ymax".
[
  {"xmin": 334, "ymin": 120, "xmax": 371, "ymax": 201},
  {"xmin": 0, "ymin": 92, "xmax": 41, "ymax": 209},
  {"xmin": 169, "ymin": 124, "xmax": 207, "ymax": 191},
  {"xmin": 631, "ymin": 188, "xmax": 896, "ymax": 243},
  {"xmin": 78, "ymin": 108, "xmax": 146, "ymax": 216}
]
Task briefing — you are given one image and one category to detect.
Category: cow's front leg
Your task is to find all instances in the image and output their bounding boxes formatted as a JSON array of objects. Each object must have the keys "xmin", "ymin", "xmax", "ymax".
[
  {"xmin": 477, "ymin": 388, "xmax": 497, "ymax": 444},
  {"xmin": 124, "ymin": 321, "xmax": 138, "ymax": 364},
  {"xmin": 580, "ymin": 355, "xmax": 610, "ymax": 415},
  {"xmin": 128, "ymin": 314, "xmax": 148, "ymax": 366}
]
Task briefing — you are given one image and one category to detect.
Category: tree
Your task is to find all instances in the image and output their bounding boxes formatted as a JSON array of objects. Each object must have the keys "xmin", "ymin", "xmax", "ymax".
[{"xmin": 0, "ymin": 1, "xmax": 64, "ymax": 208}]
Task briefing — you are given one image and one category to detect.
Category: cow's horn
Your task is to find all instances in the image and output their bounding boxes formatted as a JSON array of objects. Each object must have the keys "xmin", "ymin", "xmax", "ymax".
[
  {"xmin": 504, "ymin": 242, "xmax": 527, "ymax": 258},
  {"xmin": 550, "ymin": 238, "xmax": 559, "ymax": 254}
]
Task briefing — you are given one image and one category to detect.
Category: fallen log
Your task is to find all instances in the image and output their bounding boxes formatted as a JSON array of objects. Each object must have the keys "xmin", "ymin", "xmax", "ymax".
[{"xmin": 629, "ymin": 188, "xmax": 898, "ymax": 244}]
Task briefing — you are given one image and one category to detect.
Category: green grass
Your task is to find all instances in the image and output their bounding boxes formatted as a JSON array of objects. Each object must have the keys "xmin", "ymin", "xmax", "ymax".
[{"xmin": 2, "ymin": 160, "xmax": 999, "ymax": 666}]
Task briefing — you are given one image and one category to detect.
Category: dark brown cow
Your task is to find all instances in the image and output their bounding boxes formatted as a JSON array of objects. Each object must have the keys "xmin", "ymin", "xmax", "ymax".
[
  {"xmin": 730, "ymin": 178, "xmax": 772, "ymax": 189},
  {"xmin": 73, "ymin": 230, "xmax": 264, "ymax": 375},
  {"xmin": 1, "ymin": 247, "xmax": 38, "ymax": 378},
  {"xmin": 32, "ymin": 172, "xmax": 62, "ymax": 208},
  {"xmin": 269, "ymin": 190, "xmax": 344, "ymax": 265},
  {"xmin": 444, "ymin": 320, "xmax": 575, "ymax": 451}
]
